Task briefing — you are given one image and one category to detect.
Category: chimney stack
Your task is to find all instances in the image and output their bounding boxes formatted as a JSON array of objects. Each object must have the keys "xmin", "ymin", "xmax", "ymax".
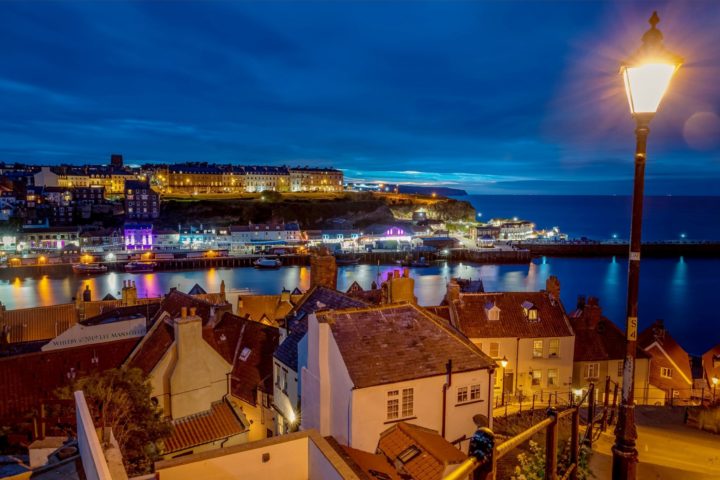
[
  {"xmin": 445, "ymin": 278, "xmax": 461, "ymax": 305},
  {"xmin": 382, "ymin": 269, "xmax": 417, "ymax": 305},
  {"xmin": 584, "ymin": 296, "xmax": 602, "ymax": 328},
  {"xmin": 310, "ymin": 252, "xmax": 337, "ymax": 290},
  {"xmin": 546, "ymin": 275, "xmax": 560, "ymax": 301}
]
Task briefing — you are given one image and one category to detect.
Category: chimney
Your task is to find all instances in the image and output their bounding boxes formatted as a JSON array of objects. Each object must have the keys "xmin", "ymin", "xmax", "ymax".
[
  {"xmin": 83, "ymin": 284, "xmax": 92, "ymax": 302},
  {"xmin": 171, "ymin": 305, "xmax": 215, "ymax": 418},
  {"xmin": 584, "ymin": 297, "xmax": 602, "ymax": 328},
  {"xmin": 576, "ymin": 295, "xmax": 586, "ymax": 310},
  {"xmin": 220, "ymin": 279, "xmax": 226, "ymax": 301},
  {"xmin": 546, "ymin": 275, "xmax": 560, "ymax": 301},
  {"xmin": 445, "ymin": 278, "xmax": 461, "ymax": 305},
  {"xmin": 382, "ymin": 269, "xmax": 417, "ymax": 305},
  {"xmin": 310, "ymin": 253, "xmax": 337, "ymax": 290},
  {"xmin": 281, "ymin": 288, "xmax": 291, "ymax": 303}
]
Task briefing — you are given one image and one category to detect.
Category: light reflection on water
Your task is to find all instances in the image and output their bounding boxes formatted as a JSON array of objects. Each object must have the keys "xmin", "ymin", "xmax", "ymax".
[{"xmin": 0, "ymin": 257, "xmax": 715, "ymax": 353}]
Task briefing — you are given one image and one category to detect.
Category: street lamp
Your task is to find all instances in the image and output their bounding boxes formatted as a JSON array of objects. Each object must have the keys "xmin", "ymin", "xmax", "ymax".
[
  {"xmin": 499, "ymin": 356, "xmax": 509, "ymax": 406},
  {"xmin": 613, "ymin": 12, "xmax": 682, "ymax": 480}
]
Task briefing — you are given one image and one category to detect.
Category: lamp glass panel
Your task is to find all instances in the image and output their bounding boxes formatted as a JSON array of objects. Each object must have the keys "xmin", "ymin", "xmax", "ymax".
[{"xmin": 623, "ymin": 63, "xmax": 676, "ymax": 114}]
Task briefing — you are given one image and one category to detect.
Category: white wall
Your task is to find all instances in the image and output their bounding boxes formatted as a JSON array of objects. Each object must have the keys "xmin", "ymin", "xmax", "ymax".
[
  {"xmin": 74, "ymin": 391, "xmax": 113, "ymax": 480},
  {"xmin": 350, "ymin": 369, "xmax": 492, "ymax": 453}
]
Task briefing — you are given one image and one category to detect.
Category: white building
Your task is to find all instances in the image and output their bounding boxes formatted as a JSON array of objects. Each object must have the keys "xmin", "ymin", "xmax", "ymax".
[
  {"xmin": 230, "ymin": 222, "xmax": 303, "ymax": 253},
  {"xmin": 443, "ymin": 276, "xmax": 575, "ymax": 405},
  {"xmin": 301, "ymin": 303, "xmax": 495, "ymax": 453}
]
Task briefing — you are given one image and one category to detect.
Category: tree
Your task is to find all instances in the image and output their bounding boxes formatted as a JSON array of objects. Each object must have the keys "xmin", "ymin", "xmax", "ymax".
[{"xmin": 55, "ymin": 368, "xmax": 172, "ymax": 475}]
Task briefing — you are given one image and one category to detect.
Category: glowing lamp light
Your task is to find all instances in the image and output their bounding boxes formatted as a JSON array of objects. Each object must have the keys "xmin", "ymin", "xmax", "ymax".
[
  {"xmin": 288, "ymin": 409, "xmax": 297, "ymax": 424},
  {"xmin": 499, "ymin": 356, "xmax": 509, "ymax": 369},
  {"xmin": 621, "ymin": 12, "xmax": 682, "ymax": 117},
  {"xmin": 713, "ymin": 377, "xmax": 719, "ymax": 386}
]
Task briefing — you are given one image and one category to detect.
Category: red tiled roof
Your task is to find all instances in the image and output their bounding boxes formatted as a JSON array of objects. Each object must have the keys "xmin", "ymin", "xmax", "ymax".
[
  {"xmin": 569, "ymin": 300, "xmax": 649, "ymax": 362},
  {"xmin": 451, "ymin": 292, "xmax": 573, "ymax": 339},
  {"xmin": 378, "ymin": 422, "xmax": 466, "ymax": 480},
  {"xmin": 0, "ymin": 338, "xmax": 138, "ymax": 421},
  {"xmin": 163, "ymin": 400, "xmax": 246, "ymax": 453},
  {"xmin": 316, "ymin": 303, "xmax": 494, "ymax": 389},
  {"xmin": 215, "ymin": 313, "xmax": 279, "ymax": 405},
  {"xmin": 337, "ymin": 444, "xmax": 401, "ymax": 480},
  {"xmin": 639, "ymin": 320, "xmax": 693, "ymax": 386}
]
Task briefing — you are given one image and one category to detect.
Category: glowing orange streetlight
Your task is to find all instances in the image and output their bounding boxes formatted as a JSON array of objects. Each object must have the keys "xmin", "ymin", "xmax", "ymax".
[{"xmin": 613, "ymin": 12, "xmax": 682, "ymax": 480}]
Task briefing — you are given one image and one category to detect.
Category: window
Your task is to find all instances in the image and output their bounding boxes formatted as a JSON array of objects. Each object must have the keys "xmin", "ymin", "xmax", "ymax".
[
  {"xmin": 528, "ymin": 309, "xmax": 538, "ymax": 321},
  {"xmin": 489, "ymin": 342, "xmax": 499, "ymax": 358},
  {"xmin": 617, "ymin": 361, "xmax": 624, "ymax": 377},
  {"xmin": 533, "ymin": 340, "xmax": 544, "ymax": 358},
  {"xmin": 470, "ymin": 384, "xmax": 481, "ymax": 400},
  {"xmin": 397, "ymin": 446, "xmax": 421, "ymax": 464},
  {"xmin": 531, "ymin": 370, "xmax": 542, "ymax": 386},
  {"xmin": 661, "ymin": 367, "xmax": 673, "ymax": 379},
  {"xmin": 457, "ymin": 386, "xmax": 468, "ymax": 403},
  {"xmin": 387, "ymin": 390, "xmax": 399, "ymax": 420},
  {"xmin": 584, "ymin": 363, "xmax": 600, "ymax": 379},
  {"xmin": 548, "ymin": 369, "xmax": 559, "ymax": 387},
  {"xmin": 401, "ymin": 388, "xmax": 414, "ymax": 417},
  {"xmin": 548, "ymin": 339, "xmax": 560, "ymax": 357}
]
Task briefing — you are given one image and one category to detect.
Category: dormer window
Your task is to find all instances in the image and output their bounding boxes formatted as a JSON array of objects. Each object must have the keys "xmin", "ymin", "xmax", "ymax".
[
  {"xmin": 521, "ymin": 301, "xmax": 538, "ymax": 321},
  {"xmin": 485, "ymin": 301, "xmax": 501, "ymax": 321}
]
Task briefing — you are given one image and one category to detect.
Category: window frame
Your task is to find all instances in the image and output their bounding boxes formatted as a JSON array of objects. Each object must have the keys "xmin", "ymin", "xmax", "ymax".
[
  {"xmin": 532, "ymin": 339, "xmax": 544, "ymax": 358},
  {"xmin": 548, "ymin": 338, "xmax": 560, "ymax": 357}
]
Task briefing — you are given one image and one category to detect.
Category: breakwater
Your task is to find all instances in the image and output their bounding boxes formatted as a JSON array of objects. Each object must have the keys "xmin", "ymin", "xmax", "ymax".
[{"xmin": 516, "ymin": 241, "xmax": 720, "ymax": 258}]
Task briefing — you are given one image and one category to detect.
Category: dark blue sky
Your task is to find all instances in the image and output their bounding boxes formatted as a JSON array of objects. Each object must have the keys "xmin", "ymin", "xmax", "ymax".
[{"xmin": 1, "ymin": 1, "xmax": 719, "ymax": 194}]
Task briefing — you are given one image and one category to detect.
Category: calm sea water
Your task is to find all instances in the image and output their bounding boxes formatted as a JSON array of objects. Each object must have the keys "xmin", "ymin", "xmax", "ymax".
[
  {"xmin": 1, "ymin": 257, "xmax": 717, "ymax": 354},
  {"xmin": 460, "ymin": 195, "xmax": 720, "ymax": 241}
]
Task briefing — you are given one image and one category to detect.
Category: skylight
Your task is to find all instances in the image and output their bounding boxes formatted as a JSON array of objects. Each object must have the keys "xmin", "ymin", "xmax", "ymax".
[{"xmin": 239, "ymin": 347, "xmax": 252, "ymax": 362}]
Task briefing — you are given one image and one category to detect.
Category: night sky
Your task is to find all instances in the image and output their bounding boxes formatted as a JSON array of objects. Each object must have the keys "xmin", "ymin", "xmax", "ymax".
[{"xmin": 1, "ymin": 1, "xmax": 719, "ymax": 194}]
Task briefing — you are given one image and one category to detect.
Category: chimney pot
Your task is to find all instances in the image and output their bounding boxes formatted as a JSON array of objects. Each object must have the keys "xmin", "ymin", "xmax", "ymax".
[
  {"xmin": 190, "ymin": 307, "xmax": 197, "ymax": 316},
  {"xmin": 181, "ymin": 307, "xmax": 187, "ymax": 318}
]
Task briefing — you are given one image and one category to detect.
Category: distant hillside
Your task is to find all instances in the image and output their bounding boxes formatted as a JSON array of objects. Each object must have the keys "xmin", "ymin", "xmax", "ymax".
[{"xmin": 397, "ymin": 185, "xmax": 467, "ymax": 196}]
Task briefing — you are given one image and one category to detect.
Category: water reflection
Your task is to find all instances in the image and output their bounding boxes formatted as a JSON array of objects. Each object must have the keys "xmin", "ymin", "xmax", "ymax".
[{"xmin": 1, "ymin": 258, "xmax": 719, "ymax": 352}]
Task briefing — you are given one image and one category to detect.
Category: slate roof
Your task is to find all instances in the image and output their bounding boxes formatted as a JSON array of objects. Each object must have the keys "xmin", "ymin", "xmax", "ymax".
[
  {"xmin": 450, "ymin": 292, "xmax": 574, "ymax": 339},
  {"xmin": 274, "ymin": 286, "xmax": 366, "ymax": 371},
  {"xmin": 317, "ymin": 303, "xmax": 494, "ymax": 388},
  {"xmin": 0, "ymin": 338, "xmax": 138, "ymax": 420},
  {"xmin": 163, "ymin": 399, "xmax": 246, "ymax": 454},
  {"xmin": 237, "ymin": 294, "xmax": 298, "ymax": 324},
  {"xmin": 377, "ymin": 422, "xmax": 466, "ymax": 480}
]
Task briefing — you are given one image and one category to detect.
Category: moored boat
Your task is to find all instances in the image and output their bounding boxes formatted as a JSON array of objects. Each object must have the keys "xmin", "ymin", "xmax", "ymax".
[
  {"xmin": 335, "ymin": 257, "xmax": 360, "ymax": 266},
  {"xmin": 72, "ymin": 263, "xmax": 108, "ymax": 274},
  {"xmin": 124, "ymin": 261, "xmax": 157, "ymax": 273},
  {"xmin": 253, "ymin": 257, "xmax": 282, "ymax": 269}
]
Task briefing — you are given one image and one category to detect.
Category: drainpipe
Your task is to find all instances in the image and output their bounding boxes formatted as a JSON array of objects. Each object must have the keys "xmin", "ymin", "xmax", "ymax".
[
  {"xmin": 487, "ymin": 367, "xmax": 494, "ymax": 430},
  {"xmin": 515, "ymin": 337, "xmax": 520, "ymax": 395},
  {"xmin": 442, "ymin": 359, "xmax": 452, "ymax": 438}
]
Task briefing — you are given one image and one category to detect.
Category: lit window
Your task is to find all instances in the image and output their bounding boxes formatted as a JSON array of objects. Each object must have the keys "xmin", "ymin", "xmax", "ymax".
[
  {"xmin": 548, "ymin": 339, "xmax": 560, "ymax": 357},
  {"xmin": 531, "ymin": 370, "xmax": 542, "ymax": 386},
  {"xmin": 239, "ymin": 347, "xmax": 251, "ymax": 362},
  {"xmin": 489, "ymin": 342, "xmax": 499, "ymax": 358},
  {"xmin": 661, "ymin": 367, "xmax": 673, "ymax": 379},
  {"xmin": 387, "ymin": 390, "xmax": 399, "ymax": 420},
  {"xmin": 528, "ymin": 309, "xmax": 538, "ymax": 320},
  {"xmin": 533, "ymin": 340, "xmax": 544, "ymax": 358},
  {"xmin": 457, "ymin": 386, "xmax": 468, "ymax": 403},
  {"xmin": 548, "ymin": 369, "xmax": 558, "ymax": 387},
  {"xmin": 584, "ymin": 363, "xmax": 600, "ymax": 379},
  {"xmin": 470, "ymin": 384, "xmax": 481, "ymax": 400},
  {"xmin": 401, "ymin": 388, "xmax": 414, "ymax": 417}
]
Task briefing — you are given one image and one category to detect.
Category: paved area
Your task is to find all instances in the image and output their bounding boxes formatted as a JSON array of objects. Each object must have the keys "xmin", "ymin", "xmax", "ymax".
[{"xmin": 590, "ymin": 407, "xmax": 720, "ymax": 479}]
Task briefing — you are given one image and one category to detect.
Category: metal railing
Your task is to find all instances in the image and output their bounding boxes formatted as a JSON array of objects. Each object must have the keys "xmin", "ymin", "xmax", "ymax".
[{"xmin": 445, "ymin": 384, "xmax": 596, "ymax": 480}]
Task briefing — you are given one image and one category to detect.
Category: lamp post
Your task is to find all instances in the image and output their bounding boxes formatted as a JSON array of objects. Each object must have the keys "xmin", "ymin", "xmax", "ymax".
[
  {"xmin": 613, "ymin": 12, "xmax": 682, "ymax": 480},
  {"xmin": 500, "ymin": 356, "xmax": 509, "ymax": 406}
]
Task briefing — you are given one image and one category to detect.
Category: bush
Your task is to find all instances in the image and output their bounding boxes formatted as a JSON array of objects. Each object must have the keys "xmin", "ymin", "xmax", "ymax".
[{"xmin": 511, "ymin": 440, "xmax": 593, "ymax": 480}]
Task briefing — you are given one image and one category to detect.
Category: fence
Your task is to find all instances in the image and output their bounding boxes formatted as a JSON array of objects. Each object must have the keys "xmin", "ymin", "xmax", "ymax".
[{"xmin": 445, "ymin": 384, "xmax": 597, "ymax": 480}]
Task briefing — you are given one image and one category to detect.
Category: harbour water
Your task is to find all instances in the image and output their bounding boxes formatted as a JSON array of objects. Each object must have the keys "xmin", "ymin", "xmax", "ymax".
[{"xmin": 1, "ymin": 256, "xmax": 716, "ymax": 354}]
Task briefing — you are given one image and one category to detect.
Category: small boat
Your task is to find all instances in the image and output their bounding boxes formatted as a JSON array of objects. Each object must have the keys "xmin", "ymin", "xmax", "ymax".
[
  {"xmin": 254, "ymin": 257, "xmax": 282, "ymax": 269},
  {"xmin": 124, "ymin": 261, "xmax": 157, "ymax": 273},
  {"xmin": 411, "ymin": 257, "xmax": 431, "ymax": 267},
  {"xmin": 335, "ymin": 257, "xmax": 360, "ymax": 266},
  {"xmin": 72, "ymin": 263, "xmax": 108, "ymax": 274}
]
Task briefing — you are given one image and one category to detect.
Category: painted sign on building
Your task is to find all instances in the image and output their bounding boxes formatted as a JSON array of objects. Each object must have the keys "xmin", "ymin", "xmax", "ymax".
[{"xmin": 42, "ymin": 317, "xmax": 146, "ymax": 351}]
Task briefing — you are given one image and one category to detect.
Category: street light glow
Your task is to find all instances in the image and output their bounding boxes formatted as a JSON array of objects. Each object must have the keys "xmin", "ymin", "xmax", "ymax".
[{"xmin": 620, "ymin": 12, "xmax": 682, "ymax": 117}]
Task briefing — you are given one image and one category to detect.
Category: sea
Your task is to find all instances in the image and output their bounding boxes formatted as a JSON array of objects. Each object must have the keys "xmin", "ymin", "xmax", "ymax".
[{"xmin": 0, "ymin": 195, "xmax": 718, "ymax": 354}]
